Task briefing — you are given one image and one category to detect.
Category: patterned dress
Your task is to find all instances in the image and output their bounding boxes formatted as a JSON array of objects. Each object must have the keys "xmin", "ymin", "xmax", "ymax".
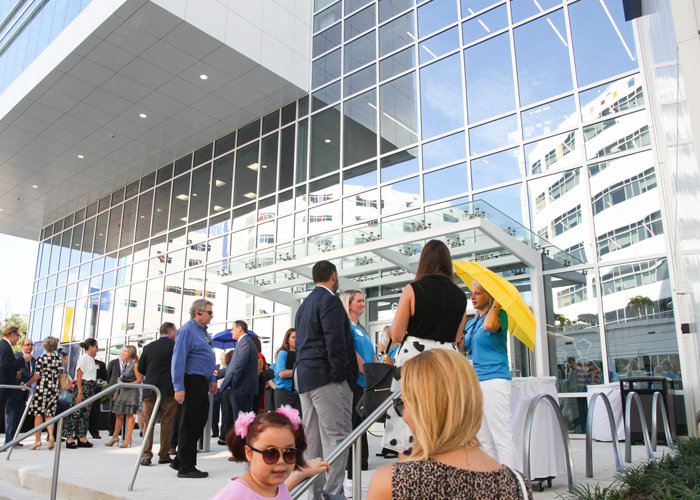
[
  {"xmin": 28, "ymin": 351, "xmax": 62, "ymax": 416},
  {"xmin": 391, "ymin": 459, "xmax": 533, "ymax": 500}
]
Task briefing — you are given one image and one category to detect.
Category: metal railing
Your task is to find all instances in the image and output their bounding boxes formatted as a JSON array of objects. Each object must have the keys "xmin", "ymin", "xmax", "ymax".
[
  {"xmin": 291, "ymin": 388, "xmax": 401, "ymax": 500},
  {"xmin": 522, "ymin": 394, "xmax": 576, "ymax": 493},
  {"xmin": 0, "ymin": 384, "xmax": 34, "ymax": 459},
  {"xmin": 585, "ymin": 392, "xmax": 623, "ymax": 478},
  {"xmin": 0, "ymin": 382, "xmax": 161, "ymax": 500},
  {"xmin": 624, "ymin": 391, "xmax": 654, "ymax": 463},
  {"xmin": 650, "ymin": 392, "xmax": 674, "ymax": 452}
]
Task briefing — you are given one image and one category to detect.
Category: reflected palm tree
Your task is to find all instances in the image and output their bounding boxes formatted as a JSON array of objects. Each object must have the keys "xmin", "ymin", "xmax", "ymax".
[{"xmin": 626, "ymin": 295, "xmax": 655, "ymax": 317}]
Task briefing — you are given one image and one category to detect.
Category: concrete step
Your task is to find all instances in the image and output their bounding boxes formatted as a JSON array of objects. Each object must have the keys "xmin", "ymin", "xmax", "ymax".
[{"xmin": 0, "ymin": 478, "xmax": 47, "ymax": 500}]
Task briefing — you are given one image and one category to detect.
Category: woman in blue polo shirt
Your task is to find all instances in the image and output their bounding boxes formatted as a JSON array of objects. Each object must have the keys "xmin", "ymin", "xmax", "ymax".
[
  {"xmin": 340, "ymin": 289, "xmax": 377, "ymax": 495},
  {"xmin": 465, "ymin": 281, "xmax": 516, "ymax": 470}
]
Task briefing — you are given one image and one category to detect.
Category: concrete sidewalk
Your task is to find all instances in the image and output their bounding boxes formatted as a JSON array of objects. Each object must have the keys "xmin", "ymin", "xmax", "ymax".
[{"xmin": 0, "ymin": 426, "xmax": 672, "ymax": 499}]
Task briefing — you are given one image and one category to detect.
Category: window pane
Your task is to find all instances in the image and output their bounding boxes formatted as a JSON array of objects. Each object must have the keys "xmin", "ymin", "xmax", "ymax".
[
  {"xmin": 263, "ymin": 110, "xmax": 280, "ymax": 134},
  {"xmin": 93, "ymin": 214, "xmax": 108, "ymax": 257},
  {"xmin": 79, "ymin": 220, "xmax": 93, "ymax": 263},
  {"xmin": 464, "ymin": 33, "xmax": 515, "ymax": 124},
  {"xmin": 381, "ymin": 176, "xmax": 421, "ymax": 214},
  {"xmin": 461, "ymin": 0, "xmax": 502, "ymax": 17},
  {"xmin": 471, "ymin": 147, "xmax": 521, "ymax": 189},
  {"xmin": 215, "ymin": 131, "xmax": 236, "ymax": 157},
  {"xmin": 312, "ymin": 81, "xmax": 341, "ymax": 111},
  {"xmin": 314, "ymin": 23, "xmax": 342, "ymax": 57},
  {"xmin": 569, "ymin": 0, "xmax": 637, "ymax": 88},
  {"xmin": 210, "ymin": 152, "xmax": 233, "ymax": 215},
  {"xmin": 379, "ymin": 12, "xmax": 415, "ymax": 57},
  {"xmin": 309, "ymin": 200, "xmax": 340, "ymax": 230},
  {"xmin": 476, "ymin": 182, "xmax": 524, "ymax": 223},
  {"xmin": 379, "ymin": 0, "xmax": 415, "ymax": 22},
  {"xmin": 424, "ymin": 162, "xmax": 468, "ymax": 201},
  {"xmin": 418, "ymin": 0, "xmax": 458, "ymax": 38},
  {"xmin": 379, "ymin": 46, "xmax": 415, "ymax": 81},
  {"xmin": 344, "ymin": 89, "xmax": 378, "ymax": 166},
  {"xmin": 420, "ymin": 53, "xmax": 464, "ymax": 139},
  {"xmin": 344, "ymin": 189, "xmax": 380, "ymax": 223},
  {"xmin": 310, "ymin": 174, "xmax": 340, "ymax": 205},
  {"xmin": 169, "ymin": 173, "xmax": 190, "ymax": 230},
  {"xmin": 260, "ymin": 133, "xmax": 279, "ymax": 198},
  {"xmin": 524, "ymin": 130, "xmax": 581, "ymax": 174},
  {"xmin": 282, "ymin": 102, "xmax": 296, "ymax": 125},
  {"xmin": 419, "ymin": 26, "xmax": 459, "ymax": 63},
  {"xmin": 381, "ymin": 147, "xmax": 419, "ymax": 182},
  {"xmin": 152, "ymin": 183, "xmax": 171, "ymax": 237},
  {"xmin": 345, "ymin": 64, "xmax": 376, "ymax": 97},
  {"xmin": 344, "ymin": 161, "xmax": 378, "ymax": 194},
  {"xmin": 280, "ymin": 126, "xmax": 295, "ymax": 190},
  {"xmin": 522, "ymin": 95, "xmax": 577, "ymax": 141},
  {"xmin": 514, "ymin": 10, "xmax": 572, "ymax": 106},
  {"xmin": 347, "ymin": 0, "xmax": 373, "ymax": 14},
  {"xmin": 238, "ymin": 119, "xmax": 261, "ymax": 146},
  {"xmin": 310, "ymin": 106, "xmax": 341, "ymax": 179},
  {"xmin": 511, "ymin": 0, "xmax": 560, "ymax": 23},
  {"xmin": 583, "ymin": 111, "xmax": 649, "ymax": 160},
  {"xmin": 194, "ymin": 144, "xmax": 212, "ymax": 167},
  {"xmin": 140, "ymin": 173, "xmax": 155, "ymax": 192},
  {"xmin": 345, "ymin": 31, "xmax": 376, "ymax": 73},
  {"xmin": 60, "ymin": 230, "xmax": 72, "ymax": 270},
  {"xmin": 423, "ymin": 131, "xmax": 466, "ymax": 169},
  {"xmin": 234, "ymin": 142, "xmax": 260, "ymax": 206},
  {"xmin": 135, "ymin": 192, "xmax": 152, "ymax": 243},
  {"xmin": 313, "ymin": 48, "xmax": 341, "ymax": 88},
  {"xmin": 175, "ymin": 154, "xmax": 193, "ymax": 177},
  {"xmin": 580, "ymin": 75, "xmax": 644, "ymax": 122},
  {"xmin": 70, "ymin": 224, "xmax": 83, "ymax": 267},
  {"xmin": 462, "ymin": 4, "xmax": 507, "ymax": 45},
  {"xmin": 297, "ymin": 118, "xmax": 309, "ymax": 183},
  {"xmin": 189, "ymin": 163, "xmax": 211, "ymax": 222},
  {"xmin": 346, "ymin": 5, "xmax": 375, "ymax": 40},
  {"xmin": 157, "ymin": 163, "xmax": 173, "ymax": 184},
  {"xmin": 314, "ymin": 1, "xmax": 341, "ymax": 32},
  {"xmin": 105, "ymin": 207, "xmax": 122, "ymax": 254},
  {"xmin": 380, "ymin": 72, "xmax": 418, "ymax": 153},
  {"xmin": 469, "ymin": 114, "xmax": 518, "ymax": 155}
]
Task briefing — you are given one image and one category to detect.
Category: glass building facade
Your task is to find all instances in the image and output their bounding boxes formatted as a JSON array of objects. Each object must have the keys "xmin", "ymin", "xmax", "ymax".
[{"xmin": 27, "ymin": 0, "xmax": 684, "ymax": 433}]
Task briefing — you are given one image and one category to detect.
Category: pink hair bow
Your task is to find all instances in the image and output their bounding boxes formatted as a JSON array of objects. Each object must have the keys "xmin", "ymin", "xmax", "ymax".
[
  {"xmin": 234, "ymin": 411, "xmax": 256, "ymax": 438},
  {"xmin": 276, "ymin": 405, "xmax": 302, "ymax": 430}
]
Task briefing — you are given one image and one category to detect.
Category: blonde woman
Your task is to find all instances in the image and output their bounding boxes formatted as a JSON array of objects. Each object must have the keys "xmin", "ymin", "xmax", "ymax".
[
  {"xmin": 106, "ymin": 346, "xmax": 141, "ymax": 448},
  {"xmin": 367, "ymin": 350, "xmax": 532, "ymax": 500},
  {"xmin": 25, "ymin": 336, "xmax": 61, "ymax": 450}
]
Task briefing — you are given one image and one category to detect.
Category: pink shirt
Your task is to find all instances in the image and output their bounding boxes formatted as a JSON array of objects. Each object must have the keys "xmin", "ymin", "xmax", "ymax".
[{"xmin": 211, "ymin": 479, "xmax": 291, "ymax": 500}]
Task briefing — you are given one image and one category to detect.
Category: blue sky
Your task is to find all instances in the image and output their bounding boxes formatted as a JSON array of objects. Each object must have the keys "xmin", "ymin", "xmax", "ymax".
[{"xmin": 0, "ymin": 234, "xmax": 38, "ymax": 317}]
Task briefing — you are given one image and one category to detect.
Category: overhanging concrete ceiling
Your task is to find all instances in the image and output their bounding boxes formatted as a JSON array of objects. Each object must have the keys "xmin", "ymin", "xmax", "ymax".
[{"xmin": 0, "ymin": 0, "xmax": 308, "ymax": 239}]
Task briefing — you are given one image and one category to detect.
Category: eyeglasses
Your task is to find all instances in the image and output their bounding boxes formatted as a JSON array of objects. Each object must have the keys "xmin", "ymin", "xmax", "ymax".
[
  {"xmin": 393, "ymin": 397, "xmax": 405, "ymax": 417},
  {"xmin": 200, "ymin": 310, "xmax": 213, "ymax": 316},
  {"xmin": 249, "ymin": 446, "xmax": 300, "ymax": 465},
  {"xmin": 24, "ymin": 343, "xmax": 34, "ymax": 347}
]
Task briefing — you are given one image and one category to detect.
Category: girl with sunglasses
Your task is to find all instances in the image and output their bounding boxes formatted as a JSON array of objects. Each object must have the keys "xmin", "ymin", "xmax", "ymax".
[{"xmin": 212, "ymin": 406, "xmax": 330, "ymax": 499}]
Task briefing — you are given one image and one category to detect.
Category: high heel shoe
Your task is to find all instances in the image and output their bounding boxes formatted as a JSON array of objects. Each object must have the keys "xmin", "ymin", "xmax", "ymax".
[
  {"xmin": 118, "ymin": 439, "xmax": 132, "ymax": 448},
  {"xmin": 48, "ymin": 437, "xmax": 55, "ymax": 450},
  {"xmin": 29, "ymin": 442, "xmax": 41, "ymax": 450},
  {"xmin": 105, "ymin": 436, "xmax": 120, "ymax": 447}
]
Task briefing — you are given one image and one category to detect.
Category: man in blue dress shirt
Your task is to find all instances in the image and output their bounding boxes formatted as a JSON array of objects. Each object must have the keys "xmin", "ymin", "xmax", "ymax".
[{"xmin": 170, "ymin": 299, "xmax": 218, "ymax": 478}]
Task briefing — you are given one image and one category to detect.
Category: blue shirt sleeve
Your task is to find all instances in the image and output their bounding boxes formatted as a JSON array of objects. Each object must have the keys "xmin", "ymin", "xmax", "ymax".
[
  {"xmin": 171, "ymin": 327, "xmax": 189, "ymax": 393},
  {"xmin": 274, "ymin": 351, "xmax": 288, "ymax": 374}
]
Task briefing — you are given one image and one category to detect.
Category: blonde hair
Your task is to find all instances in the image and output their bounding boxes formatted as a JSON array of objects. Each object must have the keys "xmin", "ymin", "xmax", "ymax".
[
  {"xmin": 402, "ymin": 349, "xmax": 482, "ymax": 461},
  {"xmin": 124, "ymin": 345, "xmax": 139, "ymax": 361},
  {"xmin": 340, "ymin": 290, "xmax": 365, "ymax": 330}
]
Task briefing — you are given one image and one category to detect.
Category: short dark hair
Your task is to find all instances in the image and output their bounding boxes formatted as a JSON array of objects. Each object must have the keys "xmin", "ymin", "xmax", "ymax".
[
  {"xmin": 414, "ymin": 240, "xmax": 455, "ymax": 281},
  {"xmin": 312, "ymin": 260, "xmax": 337, "ymax": 283},
  {"xmin": 234, "ymin": 320, "xmax": 248, "ymax": 333},
  {"xmin": 159, "ymin": 322, "xmax": 176, "ymax": 336}
]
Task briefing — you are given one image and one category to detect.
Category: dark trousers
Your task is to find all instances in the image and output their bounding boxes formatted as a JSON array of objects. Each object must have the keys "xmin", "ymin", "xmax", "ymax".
[
  {"xmin": 0, "ymin": 395, "xmax": 7, "ymax": 437},
  {"xmin": 173, "ymin": 375, "xmax": 210, "ymax": 474},
  {"xmin": 171, "ymin": 411, "xmax": 178, "ymax": 448},
  {"xmin": 230, "ymin": 391, "xmax": 252, "ymax": 427},
  {"xmin": 274, "ymin": 388, "xmax": 302, "ymax": 415},
  {"xmin": 88, "ymin": 398, "xmax": 102, "ymax": 438},
  {"xmin": 5, "ymin": 397, "xmax": 26, "ymax": 443},
  {"xmin": 346, "ymin": 383, "xmax": 369, "ymax": 480},
  {"xmin": 107, "ymin": 400, "xmax": 116, "ymax": 435},
  {"xmin": 211, "ymin": 392, "xmax": 223, "ymax": 437},
  {"xmin": 220, "ymin": 389, "xmax": 232, "ymax": 440}
]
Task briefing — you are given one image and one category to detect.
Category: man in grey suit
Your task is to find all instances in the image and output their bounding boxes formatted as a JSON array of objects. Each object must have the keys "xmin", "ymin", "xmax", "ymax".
[{"xmin": 220, "ymin": 321, "xmax": 258, "ymax": 433}]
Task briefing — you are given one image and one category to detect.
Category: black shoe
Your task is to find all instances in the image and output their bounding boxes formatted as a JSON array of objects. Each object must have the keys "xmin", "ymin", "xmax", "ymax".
[
  {"xmin": 177, "ymin": 469, "xmax": 208, "ymax": 479},
  {"xmin": 211, "ymin": 433, "xmax": 219, "ymax": 438},
  {"xmin": 91, "ymin": 434, "xmax": 101, "ymax": 439},
  {"xmin": 141, "ymin": 458, "xmax": 152, "ymax": 466},
  {"xmin": 169, "ymin": 462, "xmax": 179, "ymax": 471},
  {"xmin": 158, "ymin": 457, "xmax": 173, "ymax": 464},
  {"xmin": 77, "ymin": 440, "xmax": 93, "ymax": 448},
  {"xmin": 217, "ymin": 440, "xmax": 226, "ymax": 446},
  {"xmin": 66, "ymin": 442, "xmax": 78, "ymax": 449}
]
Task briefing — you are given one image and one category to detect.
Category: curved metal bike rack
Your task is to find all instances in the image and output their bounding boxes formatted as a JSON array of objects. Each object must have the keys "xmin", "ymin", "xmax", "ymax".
[
  {"xmin": 0, "ymin": 384, "xmax": 34, "ymax": 460},
  {"xmin": 624, "ymin": 391, "xmax": 654, "ymax": 463},
  {"xmin": 523, "ymin": 394, "xmax": 576, "ymax": 492},
  {"xmin": 650, "ymin": 392, "xmax": 674, "ymax": 452},
  {"xmin": 585, "ymin": 392, "xmax": 623, "ymax": 478}
]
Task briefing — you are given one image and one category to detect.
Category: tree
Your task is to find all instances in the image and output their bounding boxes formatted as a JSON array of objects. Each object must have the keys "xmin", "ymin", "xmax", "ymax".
[
  {"xmin": 1, "ymin": 299, "xmax": 28, "ymax": 354},
  {"xmin": 626, "ymin": 295, "xmax": 655, "ymax": 316},
  {"xmin": 554, "ymin": 313, "xmax": 571, "ymax": 327}
]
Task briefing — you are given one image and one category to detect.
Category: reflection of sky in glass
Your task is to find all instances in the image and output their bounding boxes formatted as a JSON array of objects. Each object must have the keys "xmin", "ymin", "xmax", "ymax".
[
  {"xmin": 471, "ymin": 147, "xmax": 521, "ymax": 189},
  {"xmin": 424, "ymin": 162, "xmax": 469, "ymax": 201},
  {"xmin": 418, "ymin": 0, "xmax": 459, "ymax": 38},
  {"xmin": 469, "ymin": 114, "xmax": 519, "ymax": 154},
  {"xmin": 420, "ymin": 54, "xmax": 464, "ymax": 139},
  {"xmin": 381, "ymin": 147, "xmax": 419, "ymax": 182},
  {"xmin": 579, "ymin": 75, "xmax": 642, "ymax": 122},
  {"xmin": 514, "ymin": 9, "xmax": 572, "ymax": 106},
  {"xmin": 569, "ymin": 0, "xmax": 637, "ymax": 87},
  {"xmin": 419, "ymin": 26, "xmax": 459, "ymax": 63},
  {"xmin": 475, "ymin": 183, "xmax": 524, "ymax": 223},
  {"xmin": 314, "ymin": 2, "xmax": 341, "ymax": 32},
  {"xmin": 462, "ymin": 4, "xmax": 508, "ymax": 45},
  {"xmin": 464, "ymin": 33, "xmax": 515, "ymax": 123},
  {"xmin": 379, "ymin": 0, "xmax": 415, "ymax": 23},
  {"xmin": 379, "ymin": 46, "xmax": 415, "ymax": 81},
  {"xmin": 423, "ymin": 131, "xmax": 466, "ymax": 169},
  {"xmin": 510, "ymin": 0, "xmax": 561, "ymax": 23},
  {"xmin": 461, "ymin": 0, "xmax": 504, "ymax": 18},
  {"xmin": 379, "ymin": 12, "xmax": 414, "ymax": 56},
  {"xmin": 344, "ymin": 161, "xmax": 378, "ymax": 194},
  {"xmin": 522, "ymin": 95, "xmax": 576, "ymax": 140}
]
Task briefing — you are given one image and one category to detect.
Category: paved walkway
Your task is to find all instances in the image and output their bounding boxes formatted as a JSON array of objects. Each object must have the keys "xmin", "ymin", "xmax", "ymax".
[{"xmin": 0, "ymin": 426, "xmax": 672, "ymax": 499}]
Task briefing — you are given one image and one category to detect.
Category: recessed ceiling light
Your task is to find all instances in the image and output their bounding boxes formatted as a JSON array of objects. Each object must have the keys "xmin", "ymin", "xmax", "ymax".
[
  {"xmin": 140, "ymin": 216, "xmax": 145, "ymax": 218},
  {"xmin": 261, "ymin": 165, "xmax": 268, "ymax": 169},
  {"xmin": 98, "ymin": 233, "xmax": 103, "ymax": 236},
  {"xmin": 180, "ymin": 217, "xmax": 188, "ymax": 222},
  {"xmin": 0, "ymin": 208, "xmax": 3, "ymax": 211},
  {"xmin": 324, "ymin": 139, "xmax": 331, "ymax": 143},
  {"xmin": 77, "ymin": 154, "xmax": 84, "ymax": 159},
  {"xmin": 192, "ymin": 193, "xmax": 197, "ymax": 197},
  {"xmin": 139, "ymin": 113, "xmax": 147, "ymax": 118},
  {"xmin": 213, "ymin": 205, "xmax": 224, "ymax": 211},
  {"xmin": 215, "ymin": 180, "xmax": 226, "ymax": 187},
  {"xmin": 243, "ymin": 192, "xmax": 257, "ymax": 199},
  {"xmin": 200, "ymin": 74, "xmax": 208, "ymax": 80},
  {"xmin": 32, "ymin": 185, "xmax": 38, "ymax": 188},
  {"xmin": 247, "ymin": 162, "xmax": 259, "ymax": 171},
  {"xmin": 175, "ymin": 194, "xmax": 189, "ymax": 201}
]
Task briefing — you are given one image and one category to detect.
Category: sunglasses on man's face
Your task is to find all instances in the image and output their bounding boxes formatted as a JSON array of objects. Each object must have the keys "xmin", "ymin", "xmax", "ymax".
[{"xmin": 249, "ymin": 446, "xmax": 300, "ymax": 465}]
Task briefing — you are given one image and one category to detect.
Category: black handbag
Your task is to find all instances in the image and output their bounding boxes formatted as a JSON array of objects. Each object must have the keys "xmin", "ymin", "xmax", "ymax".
[{"xmin": 355, "ymin": 363, "xmax": 398, "ymax": 422}]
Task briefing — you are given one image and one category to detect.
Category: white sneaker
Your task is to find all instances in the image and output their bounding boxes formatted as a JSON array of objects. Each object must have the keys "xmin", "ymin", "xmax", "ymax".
[{"xmin": 343, "ymin": 479, "xmax": 369, "ymax": 497}]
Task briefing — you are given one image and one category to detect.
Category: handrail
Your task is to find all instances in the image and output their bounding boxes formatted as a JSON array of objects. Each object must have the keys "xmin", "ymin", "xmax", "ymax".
[
  {"xmin": 585, "ymin": 392, "xmax": 623, "ymax": 478},
  {"xmin": 291, "ymin": 388, "xmax": 402, "ymax": 499},
  {"xmin": 650, "ymin": 392, "xmax": 674, "ymax": 452},
  {"xmin": 0, "ymin": 382, "xmax": 161, "ymax": 499},
  {"xmin": 523, "ymin": 394, "xmax": 576, "ymax": 493},
  {"xmin": 624, "ymin": 391, "xmax": 654, "ymax": 463},
  {"xmin": 0, "ymin": 384, "xmax": 34, "ymax": 459}
]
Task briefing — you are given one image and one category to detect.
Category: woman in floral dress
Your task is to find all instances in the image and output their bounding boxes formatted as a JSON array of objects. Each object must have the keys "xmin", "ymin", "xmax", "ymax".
[{"xmin": 26, "ymin": 336, "xmax": 62, "ymax": 450}]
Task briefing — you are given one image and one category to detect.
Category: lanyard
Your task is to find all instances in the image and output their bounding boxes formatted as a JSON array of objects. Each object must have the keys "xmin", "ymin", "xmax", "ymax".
[
  {"xmin": 465, "ymin": 314, "xmax": 487, "ymax": 358},
  {"xmin": 120, "ymin": 359, "xmax": 135, "ymax": 378},
  {"xmin": 191, "ymin": 319, "xmax": 214, "ymax": 350}
]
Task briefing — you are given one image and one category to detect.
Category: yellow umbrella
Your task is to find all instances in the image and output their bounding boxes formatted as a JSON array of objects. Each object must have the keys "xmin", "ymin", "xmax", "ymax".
[{"xmin": 453, "ymin": 260, "xmax": 536, "ymax": 351}]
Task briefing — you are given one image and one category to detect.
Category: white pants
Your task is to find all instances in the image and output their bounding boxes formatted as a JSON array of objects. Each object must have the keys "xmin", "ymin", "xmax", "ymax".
[{"xmin": 476, "ymin": 378, "xmax": 517, "ymax": 470}]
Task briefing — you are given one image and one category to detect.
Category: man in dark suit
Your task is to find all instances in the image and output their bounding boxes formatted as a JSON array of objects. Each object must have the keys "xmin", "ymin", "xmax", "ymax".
[
  {"xmin": 294, "ymin": 261, "xmax": 358, "ymax": 500},
  {"xmin": 139, "ymin": 322, "xmax": 178, "ymax": 466},
  {"xmin": 1, "ymin": 327, "xmax": 32, "ymax": 443},
  {"xmin": 88, "ymin": 358, "xmax": 108, "ymax": 439},
  {"xmin": 5, "ymin": 337, "xmax": 35, "ymax": 445},
  {"xmin": 220, "ymin": 321, "xmax": 258, "ymax": 435},
  {"xmin": 106, "ymin": 356, "xmax": 121, "ymax": 436}
]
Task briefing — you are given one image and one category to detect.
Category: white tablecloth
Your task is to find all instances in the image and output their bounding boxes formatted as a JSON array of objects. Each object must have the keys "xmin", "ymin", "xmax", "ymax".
[
  {"xmin": 586, "ymin": 383, "xmax": 625, "ymax": 441},
  {"xmin": 510, "ymin": 377, "xmax": 566, "ymax": 480}
]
